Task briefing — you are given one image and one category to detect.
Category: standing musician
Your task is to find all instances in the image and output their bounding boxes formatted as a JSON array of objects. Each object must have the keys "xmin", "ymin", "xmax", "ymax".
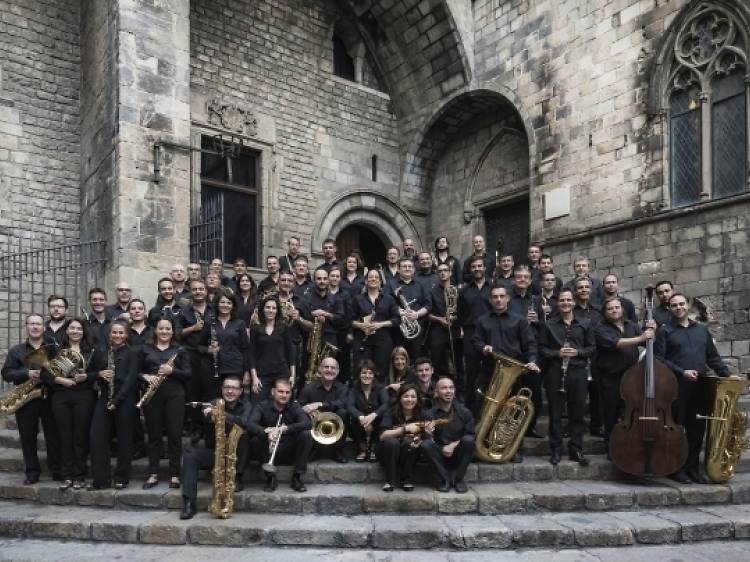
[
  {"xmin": 351, "ymin": 269, "xmax": 400, "ymax": 383},
  {"xmin": 341, "ymin": 254, "xmax": 365, "ymax": 295},
  {"xmin": 1, "ymin": 314, "xmax": 61, "ymax": 484},
  {"xmin": 473, "ymin": 285, "xmax": 540, "ymax": 462},
  {"xmin": 595, "ymin": 298, "xmax": 655, "ymax": 446},
  {"xmin": 187, "ymin": 262, "xmax": 202, "ymax": 282},
  {"xmin": 461, "ymin": 235, "xmax": 495, "ymax": 284},
  {"xmin": 299, "ymin": 267, "xmax": 345, "ymax": 351},
  {"xmin": 415, "ymin": 251, "xmax": 438, "ymax": 292},
  {"xmin": 89, "ymin": 320, "xmax": 139, "ymax": 490},
  {"xmin": 388, "ymin": 257, "xmax": 431, "ymax": 362},
  {"xmin": 226, "ymin": 258, "xmax": 248, "ymax": 294},
  {"xmin": 432, "ymin": 236, "xmax": 461, "ymax": 287},
  {"xmin": 43, "ymin": 295, "xmax": 68, "ymax": 347},
  {"xmin": 298, "ymin": 357, "xmax": 349, "ymax": 463},
  {"xmin": 279, "ymin": 235, "xmax": 302, "ymax": 272},
  {"xmin": 85, "ymin": 288, "xmax": 111, "ymax": 354},
  {"xmin": 147, "ymin": 277, "xmax": 183, "ymax": 330},
  {"xmin": 457, "ymin": 257, "xmax": 492, "ymax": 409},
  {"xmin": 383, "ymin": 246, "xmax": 400, "ymax": 285},
  {"xmin": 539, "ymin": 271, "xmax": 559, "ymax": 316},
  {"xmin": 601, "ymin": 274, "xmax": 637, "ymax": 323},
  {"xmin": 170, "ymin": 263, "xmax": 192, "ymax": 306},
  {"xmin": 248, "ymin": 378, "xmax": 313, "ymax": 492},
  {"xmin": 527, "ymin": 244, "xmax": 543, "ymax": 292},
  {"xmin": 205, "ymin": 292, "xmax": 251, "ymax": 398},
  {"xmin": 248, "ymin": 296, "xmax": 296, "ymax": 403},
  {"xmin": 493, "ymin": 252, "xmax": 515, "ymax": 292},
  {"xmin": 653, "ymin": 280, "xmax": 675, "ymax": 326},
  {"xmin": 564, "ymin": 256, "xmax": 604, "ymax": 309},
  {"xmin": 533, "ymin": 254, "xmax": 563, "ymax": 296},
  {"xmin": 318, "ymin": 238, "xmax": 340, "ymax": 271},
  {"xmin": 328, "ymin": 266, "xmax": 353, "ymax": 382},
  {"xmin": 258, "ymin": 255, "xmax": 281, "ymax": 294},
  {"xmin": 107, "ymin": 283, "xmax": 132, "ymax": 321},
  {"xmin": 655, "ymin": 293, "xmax": 732, "ymax": 484},
  {"xmin": 421, "ymin": 376, "xmax": 475, "ymax": 493},
  {"xmin": 180, "ymin": 375, "xmax": 252, "ymax": 519},
  {"xmin": 427, "ymin": 262, "xmax": 460, "ymax": 377},
  {"xmin": 277, "ymin": 271, "xmax": 304, "ymax": 383},
  {"xmin": 235, "ymin": 272, "xmax": 257, "ymax": 325},
  {"xmin": 140, "ymin": 318, "xmax": 190, "ymax": 490},
  {"xmin": 347, "ymin": 360, "xmax": 384, "ymax": 462},
  {"xmin": 376, "ymin": 383, "xmax": 433, "ymax": 492},
  {"xmin": 292, "ymin": 256, "xmax": 314, "ymax": 298},
  {"xmin": 539, "ymin": 289, "xmax": 595, "ymax": 466},
  {"xmin": 125, "ymin": 298, "xmax": 151, "ymax": 459},
  {"xmin": 402, "ymin": 238, "xmax": 416, "ymax": 260},
  {"xmin": 47, "ymin": 318, "xmax": 101, "ymax": 490}
]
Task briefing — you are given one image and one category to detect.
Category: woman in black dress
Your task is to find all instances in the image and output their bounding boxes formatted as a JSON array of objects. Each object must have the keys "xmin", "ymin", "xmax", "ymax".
[{"xmin": 248, "ymin": 296, "xmax": 296, "ymax": 403}]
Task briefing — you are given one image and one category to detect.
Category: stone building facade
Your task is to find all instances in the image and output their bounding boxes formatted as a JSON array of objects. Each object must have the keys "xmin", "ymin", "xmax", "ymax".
[{"xmin": 0, "ymin": 0, "xmax": 748, "ymax": 370}]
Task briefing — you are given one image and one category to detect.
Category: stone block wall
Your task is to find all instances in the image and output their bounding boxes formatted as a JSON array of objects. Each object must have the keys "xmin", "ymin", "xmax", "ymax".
[{"xmin": 190, "ymin": 0, "xmax": 400, "ymax": 257}]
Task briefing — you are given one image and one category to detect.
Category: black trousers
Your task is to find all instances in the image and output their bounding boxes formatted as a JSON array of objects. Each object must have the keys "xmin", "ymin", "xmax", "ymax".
[
  {"xmin": 195, "ymin": 359, "xmax": 222, "ymax": 405},
  {"xmin": 348, "ymin": 419, "xmax": 380, "ymax": 450},
  {"xmin": 420, "ymin": 435, "xmax": 474, "ymax": 483},
  {"xmin": 354, "ymin": 332, "xmax": 393, "ymax": 386},
  {"xmin": 185, "ymin": 351, "xmax": 206, "ymax": 433},
  {"xmin": 51, "ymin": 388, "xmax": 95, "ymax": 480},
  {"xmin": 337, "ymin": 336, "xmax": 353, "ymax": 384},
  {"xmin": 375, "ymin": 437, "xmax": 420, "ymax": 485},
  {"xmin": 462, "ymin": 326, "xmax": 481, "ymax": 411},
  {"xmin": 251, "ymin": 371, "xmax": 286, "ymax": 405},
  {"xmin": 143, "ymin": 382, "xmax": 185, "ymax": 477},
  {"xmin": 249, "ymin": 431, "xmax": 313, "ymax": 474},
  {"xmin": 599, "ymin": 371, "xmax": 625, "ymax": 437},
  {"xmin": 15, "ymin": 396, "xmax": 61, "ymax": 479},
  {"xmin": 674, "ymin": 378, "xmax": 710, "ymax": 471},
  {"xmin": 181, "ymin": 436, "xmax": 250, "ymax": 502},
  {"xmin": 545, "ymin": 363, "xmax": 588, "ymax": 453},
  {"xmin": 90, "ymin": 392, "xmax": 135, "ymax": 486},
  {"xmin": 428, "ymin": 325, "xmax": 454, "ymax": 378}
]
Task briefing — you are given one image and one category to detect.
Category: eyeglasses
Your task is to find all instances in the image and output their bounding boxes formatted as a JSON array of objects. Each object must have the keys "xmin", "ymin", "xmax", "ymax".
[
  {"xmin": 116, "ymin": 288, "xmax": 132, "ymax": 292},
  {"xmin": 223, "ymin": 386, "xmax": 242, "ymax": 392}
]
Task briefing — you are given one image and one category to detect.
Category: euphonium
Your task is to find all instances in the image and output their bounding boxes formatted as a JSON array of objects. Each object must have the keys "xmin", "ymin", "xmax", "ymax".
[
  {"xmin": 304, "ymin": 316, "xmax": 339, "ymax": 383},
  {"xmin": 393, "ymin": 286, "xmax": 420, "ymax": 340},
  {"xmin": 208, "ymin": 399, "xmax": 246, "ymax": 519},
  {"xmin": 474, "ymin": 352, "xmax": 533, "ymax": 463},
  {"xmin": 699, "ymin": 376, "xmax": 750, "ymax": 483},
  {"xmin": 0, "ymin": 347, "xmax": 84, "ymax": 415},
  {"xmin": 310, "ymin": 411, "xmax": 345, "ymax": 445}
]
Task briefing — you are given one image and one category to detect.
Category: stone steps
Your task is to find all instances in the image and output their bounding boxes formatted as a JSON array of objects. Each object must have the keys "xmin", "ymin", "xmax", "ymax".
[
  {"xmin": 0, "ymin": 471, "xmax": 748, "ymax": 516},
  {"xmin": 0, "ymin": 500, "xmax": 747, "ymax": 550}
]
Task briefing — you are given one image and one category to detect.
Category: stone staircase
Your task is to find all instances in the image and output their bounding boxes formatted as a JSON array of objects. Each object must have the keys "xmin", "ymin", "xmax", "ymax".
[{"xmin": 0, "ymin": 400, "xmax": 747, "ymax": 557}]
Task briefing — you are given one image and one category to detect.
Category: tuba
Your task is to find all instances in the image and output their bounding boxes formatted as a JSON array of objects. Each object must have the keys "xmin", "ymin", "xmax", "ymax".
[
  {"xmin": 474, "ymin": 352, "xmax": 533, "ymax": 463},
  {"xmin": 698, "ymin": 376, "xmax": 749, "ymax": 483},
  {"xmin": 304, "ymin": 316, "xmax": 339, "ymax": 384},
  {"xmin": 0, "ymin": 347, "xmax": 84, "ymax": 415},
  {"xmin": 207, "ymin": 399, "xmax": 246, "ymax": 519},
  {"xmin": 310, "ymin": 411, "xmax": 345, "ymax": 445},
  {"xmin": 393, "ymin": 286, "xmax": 421, "ymax": 340}
]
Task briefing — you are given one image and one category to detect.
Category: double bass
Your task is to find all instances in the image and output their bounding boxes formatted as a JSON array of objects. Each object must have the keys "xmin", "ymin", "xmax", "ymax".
[{"xmin": 608, "ymin": 286, "xmax": 688, "ymax": 476}]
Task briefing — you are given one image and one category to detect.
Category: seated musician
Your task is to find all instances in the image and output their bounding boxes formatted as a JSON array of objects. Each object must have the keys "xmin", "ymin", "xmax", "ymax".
[
  {"xmin": 180, "ymin": 375, "xmax": 251, "ymax": 519},
  {"xmin": 421, "ymin": 376, "xmax": 475, "ymax": 493},
  {"xmin": 248, "ymin": 378, "xmax": 312, "ymax": 492},
  {"xmin": 376, "ymin": 383, "xmax": 434, "ymax": 492},
  {"xmin": 347, "ymin": 360, "xmax": 384, "ymax": 462},
  {"xmin": 298, "ymin": 357, "xmax": 349, "ymax": 463},
  {"xmin": 411, "ymin": 357, "xmax": 437, "ymax": 410}
]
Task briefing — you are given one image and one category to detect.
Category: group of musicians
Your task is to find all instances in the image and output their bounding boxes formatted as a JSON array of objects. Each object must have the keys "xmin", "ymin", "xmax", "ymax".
[{"xmin": 1, "ymin": 234, "xmax": 736, "ymax": 520}]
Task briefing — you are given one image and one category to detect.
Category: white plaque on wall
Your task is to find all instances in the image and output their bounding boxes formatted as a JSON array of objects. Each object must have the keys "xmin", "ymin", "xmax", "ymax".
[{"xmin": 544, "ymin": 186, "xmax": 571, "ymax": 220}]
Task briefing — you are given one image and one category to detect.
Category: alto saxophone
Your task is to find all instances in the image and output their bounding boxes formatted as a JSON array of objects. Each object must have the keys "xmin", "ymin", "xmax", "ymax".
[
  {"xmin": 207, "ymin": 399, "xmax": 246, "ymax": 519},
  {"xmin": 393, "ymin": 286, "xmax": 421, "ymax": 340},
  {"xmin": 474, "ymin": 352, "xmax": 533, "ymax": 463},
  {"xmin": 136, "ymin": 348, "xmax": 180, "ymax": 409},
  {"xmin": 304, "ymin": 316, "xmax": 339, "ymax": 384}
]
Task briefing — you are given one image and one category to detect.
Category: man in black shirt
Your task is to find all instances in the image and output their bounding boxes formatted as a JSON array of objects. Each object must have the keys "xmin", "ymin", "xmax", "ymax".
[
  {"xmin": 461, "ymin": 234, "xmax": 495, "ymax": 284},
  {"xmin": 573, "ymin": 277, "xmax": 605, "ymax": 438},
  {"xmin": 655, "ymin": 293, "xmax": 732, "ymax": 484},
  {"xmin": 248, "ymin": 378, "xmax": 313, "ymax": 492},
  {"xmin": 564, "ymin": 257, "xmax": 603, "ymax": 309},
  {"xmin": 412, "ymin": 357, "xmax": 437, "ymax": 410},
  {"xmin": 279, "ymin": 235, "xmax": 302, "ymax": 273},
  {"xmin": 653, "ymin": 280, "xmax": 674, "ymax": 327},
  {"xmin": 601, "ymin": 274, "xmax": 636, "ymax": 323},
  {"xmin": 258, "ymin": 256, "xmax": 281, "ymax": 295},
  {"xmin": 493, "ymin": 252, "xmax": 514, "ymax": 292},
  {"xmin": 539, "ymin": 289, "xmax": 595, "ymax": 466},
  {"xmin": 170, "ymin": 263, "xmax": 192, "ymax": 307},
  {"xmin": 86, "ymin": 288, "xmax": 111, "ymax": 354},
  {"xmin": 43, "ymin": 295, "xmax": 68, "ymax": 347},
  {"xmin": 532, "ymin": 254, "xmax": 563, "ymax": 296},
  {"xmin": 457, "ymin": 257, "xmax": 491, "ymax": 408},
  {"xmin": 473, "ymin": 285, "xmax": 540, "ymax": 462},
  {"xmin": 292, "ymin": 256, "xmax": 314, "ymax": 299},
  {"xmin": 420, "ymin": 377, "xmax": 475, "ymax": 493},
  {"xmin": 106, "ymin": 283, "xmax": 132, "ymax": 321},
  {"xmin": 595, "ymin": 297, "xmax": 654, "ymax": 443},
  {"xmin": 383, "ymin": 246, "xmax": 400, "ymax": 286},
  {"xmin": 539, "ymin": 271, "xmax": 559, "ymax": 319},
  {"xmin": 318, "ymin": 238, "xmax": 339, "ymax": 272},
  {"xmin": 415, "ymin": 251, "xmax": 438, "ymax": 292},
  {"xmin": 389, "ymin": 257, "xmax": 431, "ymax": 361},
  {"xmin": 300, "ymin": 267, "xmax": 345, "ymax": 350},
  {"xmin": 179, "ymin": 375, "xmax": 252, "ymax": 519},
  {"xmin": 298, "ymin": 357, "xmax": 348, "ymax": 463},
  {"xmin": 427, "ymin": 263, "xmax": 460, "ymax": 378},
  {"xmin": 147, "ymin": 277, "xmax": 183, "ymax": 330},
  {"xmin": 1, "ymin": 314, "xmax": 61, "ymax": 484}
]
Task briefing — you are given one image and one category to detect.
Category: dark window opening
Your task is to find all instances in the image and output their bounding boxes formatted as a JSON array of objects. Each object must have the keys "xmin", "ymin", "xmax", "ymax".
[
  {"xmin": 712, "ymin": 72, "xmax": 746, "ymax": 199},
  {"xmin": 333, "ymin": 34, "xmax": 355, "ymax": 81},
  {"xmin": 371, "ymin": 154, "xmax": 377, "ymax": 181},
  {"xmin": 670, "ymin": 89, "xmax": 702, "ymax": 207}
]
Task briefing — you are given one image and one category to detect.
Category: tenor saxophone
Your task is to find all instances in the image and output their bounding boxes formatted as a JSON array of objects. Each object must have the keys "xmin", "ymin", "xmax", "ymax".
[
  {"xmin": 474, "ymin": 352, "xmax": 533, "ymax": 463},
  {"xmin": 136, "ymin": 348, "xmax": 180, "ymax": 409},
  {"xmin": 208, "ymin": 399, "xmax": 246, "ymax": 519}
]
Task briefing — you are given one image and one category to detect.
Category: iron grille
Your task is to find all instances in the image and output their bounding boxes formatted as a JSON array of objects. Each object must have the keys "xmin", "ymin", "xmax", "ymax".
[{"xmin": 670, "ymin": 90, "xmax": 702, "ymax": 207}]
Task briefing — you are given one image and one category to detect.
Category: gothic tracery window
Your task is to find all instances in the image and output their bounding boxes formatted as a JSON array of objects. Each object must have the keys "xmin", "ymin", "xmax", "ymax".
[{"xmin": 667, "ymin": 3, "xmax": 748, "ymax": 207}]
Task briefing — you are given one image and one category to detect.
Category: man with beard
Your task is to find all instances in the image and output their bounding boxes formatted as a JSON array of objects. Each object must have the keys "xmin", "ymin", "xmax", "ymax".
[
  {"xmin": 43, "ymin": 295, "xmax": 68, "ymax": 348},
  {"xmin": 457, "ymin": 257, "xmax": 491, "ymax": 408},
  {"xmin": 461, "ymin": 235, "xmax": 495, "ymax": 284},
  {"xmin": 279, "ymin": 236, "xmax": 302, "ymax": 273}
]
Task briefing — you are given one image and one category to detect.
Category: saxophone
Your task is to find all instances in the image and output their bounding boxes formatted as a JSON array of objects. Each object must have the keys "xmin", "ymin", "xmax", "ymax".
[
  {"xmin": 304, "ymin": 316, "xmax": 339, "ymax": 384},
  {"xmin": 0, "ymin": 347, "xmax": 84, "ymax": 414},
  {"xmin": 136, "ymin": 348, "xmax": 180, "ymax": 409},
  {"xmin": 474, "ymin": 352, "xmax": 533, "ymax": 463},
  {"xmin": 393, "ymin": 286, "xmax": 421, "ymax": 340},
  {"xmin": 699, "ymin": 376, "xmax": 749, "ymax": 483},
  {"xmin": 208, "ymin": 399, "xmax": 246, "ymax": 519}
]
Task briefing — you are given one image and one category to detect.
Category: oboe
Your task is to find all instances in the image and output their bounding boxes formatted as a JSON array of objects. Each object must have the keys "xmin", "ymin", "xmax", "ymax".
[{"xmin": 560, "ymin": 326, "xmax": 571, "ymax": 394}]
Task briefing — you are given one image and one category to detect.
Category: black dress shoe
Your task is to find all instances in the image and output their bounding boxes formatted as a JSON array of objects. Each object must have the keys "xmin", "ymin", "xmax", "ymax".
[
  {"xmin": 569, "ymin": 450, "xmax": 590, "ymax": 467},
  {"xmin": 550, "ymin": 449, "xmax": 561, "ymax": 466},
  {"xmin": 180, "ymin": 499, "xmax": 196, "ymax": 520},
  {"xmin": 132, "ymin": 447, "xmax": 147, "ymax": 460},
  {"xmin": 23, "ymin": 476, "xmax": 39, "ymax": 485},
  {"xmin": 51, "ymin": 472, "xmax": 62, "ymax": 482},
  {"xmin": 234, "ymin": 479, "xmax": 244, "ymax": 493},
  {"xmin": 453, "ymin": 480, "xmax": 468, "ymax": 494},
  {"xmin": 525, "ymin": 429, "xmax": 545, "ymax": 439},
  {"xmin": 686, "ymin": 468, "xmax": 709, "ymax": 484},
  {"xmin": 264, "ymin": 473, "xmax": 277, "ymax": 492},
  {"xmin": 436, "ymin": 479, "xmax": 451, "ymax": 493},
  {"xmin": 334, "ymin": 450, "xmax": 349, "ymax": 464},
  {"xmin": 668, "ymin": 470, "xmax": 692, "ymax": 484},
  {"xmin": 291, "ymin": 473, "xmax": 307, "ymax": 493},
  {"xmin": 590, "ymin": 427, "xmax": 606, "ymax": 438},
  {"xmin": 511, "ymin": 451, "xmax": 523, "ymax": 464}
]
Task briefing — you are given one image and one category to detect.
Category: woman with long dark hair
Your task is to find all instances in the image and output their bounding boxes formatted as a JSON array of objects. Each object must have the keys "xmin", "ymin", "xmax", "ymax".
[
  {"xmin": 141, "ymin": 318, "xmax": 189, "ymax": 489},
  {"xmin": 375, "ymin": 383, "xmax": 433, "ymax": 492},
  {"xmin": 347, "ymin": 359, "xmax": 384, "ymax": 462},
  {"xmin": 248, "ymin": 296, "xmax": 296, "ymax": 403},
  {"xmin": 235, "ymin": 273, "xmax": 257, "ymax": 326},
  {"xmin": 47, "ymin": 318, "xmax": 102, "ymax": 490},
  {"xmin": 89, "ymin": 320, "xmax": 138, "ymax": 490},
  {"xmin": 203, "ymin": 292, "xmax": 250, "ymax": 400}
]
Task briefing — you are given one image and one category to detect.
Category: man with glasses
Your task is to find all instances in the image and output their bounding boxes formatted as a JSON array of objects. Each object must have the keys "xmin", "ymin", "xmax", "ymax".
[
  {"xmin": 180, "ymin": 375, "xmax": 252, "ymax": 519},
  {"xmin": 107, "ymin": 283, "xmax": 132, "ymax": 321}
]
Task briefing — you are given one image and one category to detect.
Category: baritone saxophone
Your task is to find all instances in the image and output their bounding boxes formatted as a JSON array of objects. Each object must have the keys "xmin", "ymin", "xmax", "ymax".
[{"xmin": 208, "ymin": 399, "xmax": 246, "ymax": 519}]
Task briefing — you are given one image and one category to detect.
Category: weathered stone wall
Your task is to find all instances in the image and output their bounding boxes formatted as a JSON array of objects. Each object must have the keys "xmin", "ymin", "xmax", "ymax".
[
  {"xmin": 0, "ymin": 0, "xmax": 81, "ymax": 248},
  {"xmin": 190, "ymin": 0, "xmax": 401, "ymax": 257}
]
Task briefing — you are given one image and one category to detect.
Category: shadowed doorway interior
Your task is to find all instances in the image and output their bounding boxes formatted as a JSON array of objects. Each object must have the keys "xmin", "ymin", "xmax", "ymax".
[{"xmin": 335, "ymin": 225, "xmax": 387, "ymax": 269}]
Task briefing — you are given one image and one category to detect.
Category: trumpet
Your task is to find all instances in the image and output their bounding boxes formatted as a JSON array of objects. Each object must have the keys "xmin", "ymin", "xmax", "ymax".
[{"xmin": 261, "ymin": 413, "xmax": 284, "ymax": 474}]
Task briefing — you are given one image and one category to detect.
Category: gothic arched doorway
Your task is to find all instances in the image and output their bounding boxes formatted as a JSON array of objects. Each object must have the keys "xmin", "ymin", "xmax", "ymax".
[{"xmin": 335, "ymin": 224, "xmax": 387, "ymax": 269}]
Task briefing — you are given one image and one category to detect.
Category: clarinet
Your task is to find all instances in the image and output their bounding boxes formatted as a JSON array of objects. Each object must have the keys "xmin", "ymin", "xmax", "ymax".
[
  {"xmin": 560, "ymin": 326, "xmax": 571, "ymax": 394},
  {"xmin": 209, "ymin": 311, "xmax": 219, "ymax": 379},
  {"xmin": 106, "ymin": 347, "xmax": 116, "ymax": 410}
]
